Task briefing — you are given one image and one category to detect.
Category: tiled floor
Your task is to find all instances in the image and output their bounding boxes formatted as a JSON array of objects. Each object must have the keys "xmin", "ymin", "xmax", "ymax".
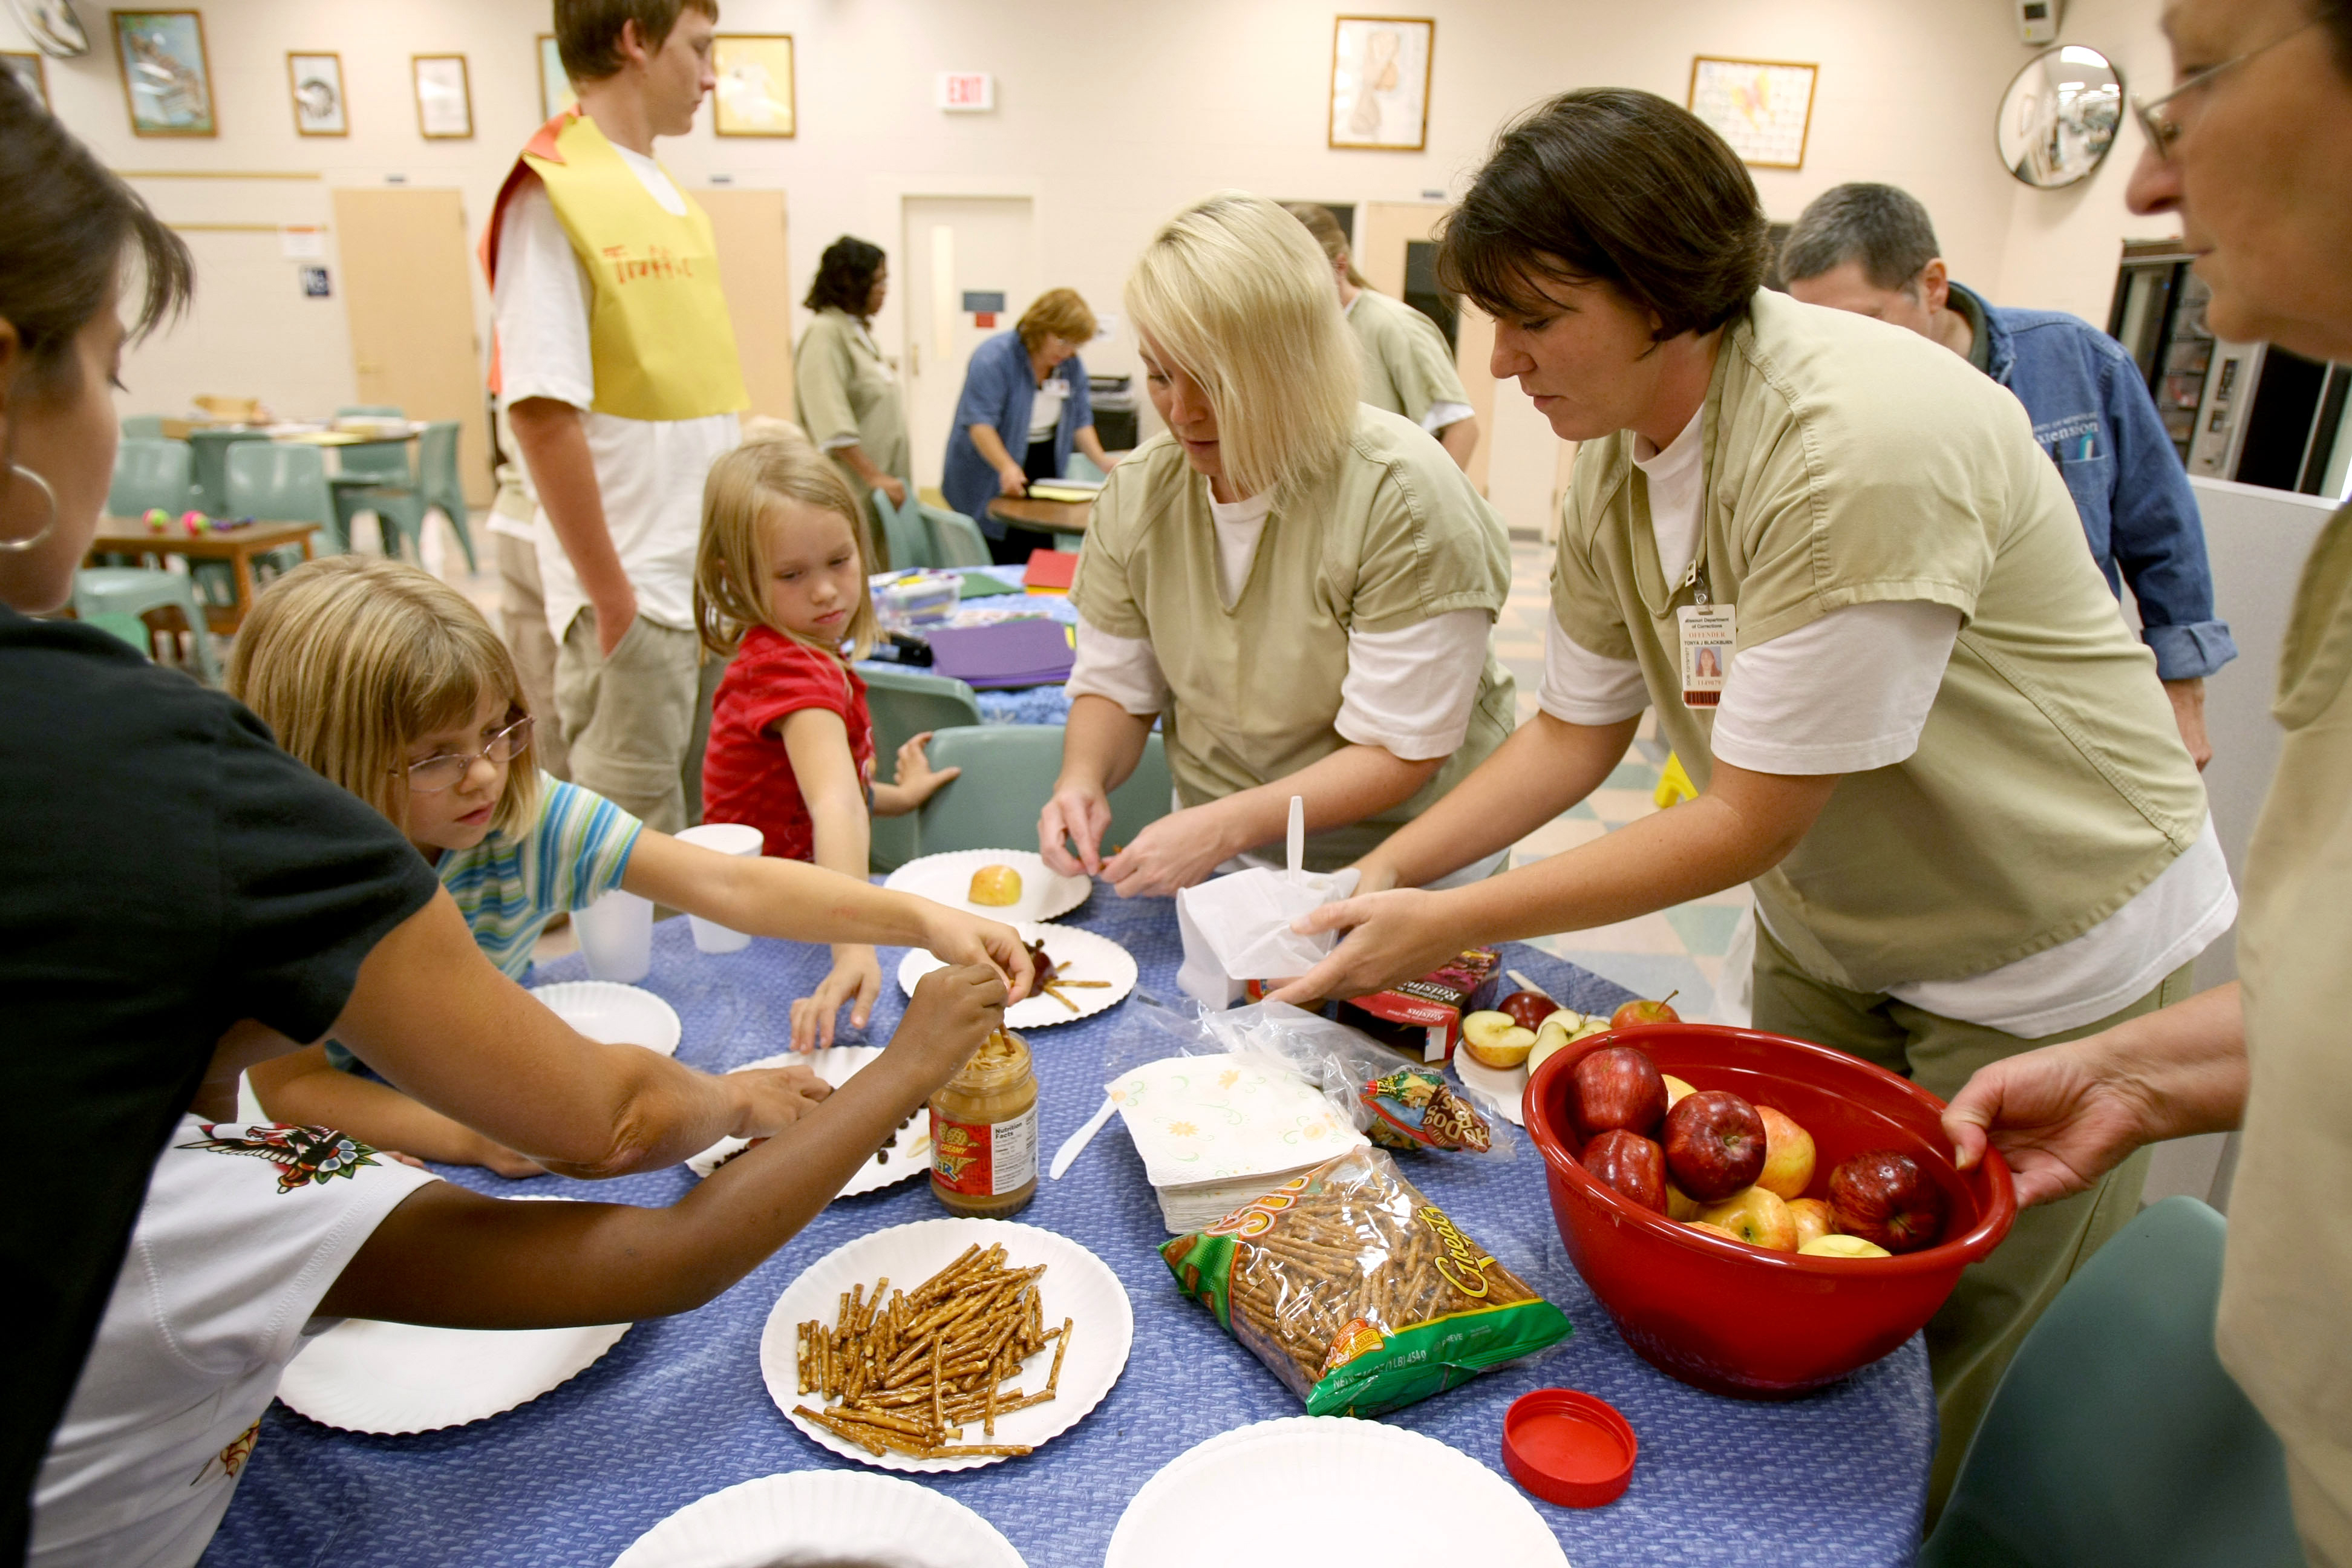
[{"xmin": 424, "ymin": 526, "xmax": 1729, "ymax": 1004}]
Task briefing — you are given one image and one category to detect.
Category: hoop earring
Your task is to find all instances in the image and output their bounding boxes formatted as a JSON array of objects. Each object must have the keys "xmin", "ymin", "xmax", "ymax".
[{"xmin": 0, "ymin": 463, "xmax": 58, "ymax": 555}]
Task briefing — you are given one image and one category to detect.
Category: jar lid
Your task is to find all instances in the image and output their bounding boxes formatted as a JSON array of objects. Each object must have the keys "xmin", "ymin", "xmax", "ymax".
[{"xmin": 1500, "ymin": 1388, "xmax": 1636, "ymax": 1508}]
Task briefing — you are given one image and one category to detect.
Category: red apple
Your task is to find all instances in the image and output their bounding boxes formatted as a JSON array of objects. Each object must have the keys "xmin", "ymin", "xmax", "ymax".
[
  {"xmin": 1499, "ymin": 989, "xmax": 1560, "ymax": 1032},
  {"xmin": 1581, "ymin": 1129, "xmax": 1668, "ymax": 1213},
  {"xmin": 1569, "ymin": 1045, "xmax": 1667, "ymax": 1142},
  {"xmin": 1828, "ymin": 1150, "xmax": 1947, "ymax": 1254},
  {"xmin": 1661, "ymin": 1089, "xmax": 1768, "ymax": 1201},
  {"xmin": 1609, "ymin": 991, "xmax": 1681, "ymax": 1030}
]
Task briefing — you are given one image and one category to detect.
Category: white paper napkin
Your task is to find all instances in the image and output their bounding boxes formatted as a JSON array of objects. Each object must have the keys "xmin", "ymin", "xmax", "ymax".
[{"xmin": 1175, "ymin": 865, "xmax": 1359, "ymax": 1007}]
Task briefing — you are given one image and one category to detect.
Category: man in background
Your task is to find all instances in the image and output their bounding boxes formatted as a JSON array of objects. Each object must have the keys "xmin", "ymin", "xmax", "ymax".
[
  {"xmin": 1783, "ymin": 182, "xmax": 2233, "ymax": 766},
  {"xmin": 481, "ymin": 0, "xmax": 746, "ymax": 832}
]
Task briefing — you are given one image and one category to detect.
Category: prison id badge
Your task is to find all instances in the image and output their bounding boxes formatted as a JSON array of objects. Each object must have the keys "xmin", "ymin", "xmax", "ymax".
[{"xmin": 1677, "ymin": 603, "xmax": 1735, "ymax": 708}]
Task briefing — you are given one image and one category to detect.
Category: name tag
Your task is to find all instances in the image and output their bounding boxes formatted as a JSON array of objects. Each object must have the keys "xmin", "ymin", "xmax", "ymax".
[{"xmin": 1677, "ymin": 603, "xmax": 1735, "ymax": 708}]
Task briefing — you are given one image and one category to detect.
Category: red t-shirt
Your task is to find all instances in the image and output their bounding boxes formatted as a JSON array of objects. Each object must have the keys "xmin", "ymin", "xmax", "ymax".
[{"xmin": 702, "ymin": 626, "xmax": 875, "ymax": 863}]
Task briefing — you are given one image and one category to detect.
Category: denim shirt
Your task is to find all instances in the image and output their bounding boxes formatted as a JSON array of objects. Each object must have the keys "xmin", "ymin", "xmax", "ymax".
[
  {"xmin": 1954, "ymin": 282, "xmax": 2236, "ymax": 681},
  {"xmin": 940, "ymin": 330, "xmax": 1093, "ymax": 535}
]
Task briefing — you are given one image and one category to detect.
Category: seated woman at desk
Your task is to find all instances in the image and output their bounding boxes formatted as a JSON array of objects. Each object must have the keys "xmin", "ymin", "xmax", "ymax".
[
  {"xmin": 941, "ymin": 287, "xmax": 1124, "ymax": 565},
  {"xmin": 1036, "ymin": 191, "xmax": 1515, "ymax": 896}
]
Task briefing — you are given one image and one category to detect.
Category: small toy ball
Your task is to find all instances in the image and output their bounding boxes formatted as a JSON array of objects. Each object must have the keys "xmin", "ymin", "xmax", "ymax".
[
  {"xmin": 179, "ymin": 509, "xmax": 212, "ymax": 535},
  {"xmin": 143, "ymin": 508, "xmax": 170, "ymax": 534}
]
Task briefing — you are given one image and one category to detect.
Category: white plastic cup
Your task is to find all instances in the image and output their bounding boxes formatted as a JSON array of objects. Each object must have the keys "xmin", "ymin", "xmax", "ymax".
[
  {"xmin": 675, "ymin": 822, "xmax": 765, "ymax": 953},
  {"xmin": 573, "ymin": 888, "xmax": 654, "ymax": 981}
]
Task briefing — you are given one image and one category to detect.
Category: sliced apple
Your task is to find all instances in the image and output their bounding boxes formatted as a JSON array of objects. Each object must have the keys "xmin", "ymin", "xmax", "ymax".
[
  {"xmin": 1800, "ymin": 1233, "xmax": 1892, "ymax": 1259},
  {"xmin": 1460, "ymin": 1010, "xmax": 1537, "ymax": 1070},
  {"xmin": 1526, "ymin": 1014, "xmax": 1577, "ymax": 1077}
]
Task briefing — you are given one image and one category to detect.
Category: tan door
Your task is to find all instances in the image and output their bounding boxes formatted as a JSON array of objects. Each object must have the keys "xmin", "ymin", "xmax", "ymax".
[
  {"xmin": 1360, "ymin": 201, "xmax": 1496, "ymax": 494},
  {"xmin": 332, "ymin": 188, "xmax": 491, "ymax": 507},
  {"xmin": 700, "ymin": 188, "xmax": 794, "ymax": 423}
]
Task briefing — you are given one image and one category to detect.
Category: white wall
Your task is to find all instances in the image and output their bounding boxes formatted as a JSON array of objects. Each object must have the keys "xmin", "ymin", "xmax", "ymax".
[{"xmin": 26, "ymin": 0, "xmax": 2167, "ymax": 529}]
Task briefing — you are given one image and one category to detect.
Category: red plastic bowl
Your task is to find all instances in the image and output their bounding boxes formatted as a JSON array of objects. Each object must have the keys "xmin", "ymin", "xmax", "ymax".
[{"xmin": 1525, "ymin": 1022, "xmax": 2014, "ymax": 1399}]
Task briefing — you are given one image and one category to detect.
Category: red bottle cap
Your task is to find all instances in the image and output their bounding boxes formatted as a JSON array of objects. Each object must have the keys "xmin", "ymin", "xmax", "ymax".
[{"xmin": 1500, "ymin": 1387, "xmax": 1638, "ymax": 1508}]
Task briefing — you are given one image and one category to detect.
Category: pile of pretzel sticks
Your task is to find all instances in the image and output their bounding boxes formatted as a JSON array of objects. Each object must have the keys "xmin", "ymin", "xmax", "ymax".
[{"xmin": 791, "ymin": 1242, "xmax": 1073, "ymax": 1460}]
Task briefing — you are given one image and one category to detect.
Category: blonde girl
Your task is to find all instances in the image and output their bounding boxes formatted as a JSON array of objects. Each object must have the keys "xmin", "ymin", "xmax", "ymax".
[
  {"xmin": 229, "ymin": 557, "xmax": 1029, "ymax": 1171},
  {"xmin": 696, "ymin": 439, "xmax": 962, "ymax": 1048}
]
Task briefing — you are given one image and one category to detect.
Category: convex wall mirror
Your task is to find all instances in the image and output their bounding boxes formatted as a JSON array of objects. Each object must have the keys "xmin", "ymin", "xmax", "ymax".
[{"xmin": 1998, "ymin": 44, "xmax": 2123, "ymax": 188}]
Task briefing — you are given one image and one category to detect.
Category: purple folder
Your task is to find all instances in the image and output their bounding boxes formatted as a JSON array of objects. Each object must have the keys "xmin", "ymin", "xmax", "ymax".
[{"xmin": 923, "ymin": 619, "xmax": 1074, "ymax": 690}]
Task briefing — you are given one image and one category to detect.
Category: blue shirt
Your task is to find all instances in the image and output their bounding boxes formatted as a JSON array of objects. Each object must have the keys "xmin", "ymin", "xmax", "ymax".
[
  {"xmin": 1953, "ymin": 281, "xmax": 2236, "ymax": 681},
  {"xmin": 941, "ymin": 330, "xmax": 1094, "ymax": 535}
]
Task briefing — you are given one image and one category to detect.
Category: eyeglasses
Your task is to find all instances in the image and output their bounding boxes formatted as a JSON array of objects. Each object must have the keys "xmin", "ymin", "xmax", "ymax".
[
  {"xmin": 2132, "ymin": 15, "xmax": 2324, "ymax": 158},
  {"xmin": 398, "ymin": 714, "xmax": 532, "ymax": 794}
]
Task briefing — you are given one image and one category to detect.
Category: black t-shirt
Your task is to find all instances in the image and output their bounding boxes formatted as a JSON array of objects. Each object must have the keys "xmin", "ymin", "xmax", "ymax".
[{"xmin": 0, "ymin": 610, "xmax": 436, "ymax": 1557}]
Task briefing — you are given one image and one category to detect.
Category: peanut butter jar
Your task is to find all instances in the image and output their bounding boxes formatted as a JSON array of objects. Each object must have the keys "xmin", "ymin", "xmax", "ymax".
[{"xmin": 929, "ymin": 1028, "xmax": 1039, "ymax": 1217}]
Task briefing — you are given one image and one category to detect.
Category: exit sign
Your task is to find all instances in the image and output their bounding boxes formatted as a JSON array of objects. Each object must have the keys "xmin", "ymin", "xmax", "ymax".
[{"xmin": 938, "ymin": 72, "xmax": 995, "ymax": 112}]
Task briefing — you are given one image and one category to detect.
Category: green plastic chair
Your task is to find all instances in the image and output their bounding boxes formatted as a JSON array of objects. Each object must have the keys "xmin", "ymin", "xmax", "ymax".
[
  {"xmin": 1064, "ymin": 451, "xmax": 1107, "ymax": 484},
  {"xmin": 120, "ymin": 414, "xmax": 166, "ymax": 439},
  {"xmin": 107, "ymin": 437, "xmax": 194, "ymax": 518},
  {"xmin": 872, "ymin": 488, "xmax": 933, "ymax": 573},
  {"xmin": 72, "ymin": 567, "xmax": 220, "ymax": 683},
  {"xmin": 227, "ymin": 440, "xmax": 343, "ymax": 554},
  {"xmin": 344, "ymin": 420, "xmax": 477, "ymax": 571},
  {"xmin": 1918, "ymin": 1196, "xmax": 2302, "ymax": 1568},
  {"xmin": 187, "ymin": 428, "xmax": 271, "ymax": 516},
  {"xmin": 861, "ymin": 664, "xmax": 983, "ymax": 871},
  {"xmin": 916, "ymin": 724, "xmax": 1172, "ymax": 858},
  {"xmin": 82, "ymin": 610, "xmax": 155, "ymax": 655},
  {"xmin": 920, "ymin": 502, "xmax": 993, "ymax": 569}
]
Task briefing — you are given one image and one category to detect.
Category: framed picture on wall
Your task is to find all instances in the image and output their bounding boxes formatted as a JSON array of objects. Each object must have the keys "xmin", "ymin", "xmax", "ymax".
[
  {"xmin": 1328, "ymin": 16, "xmax": 1433, "ymax": 152},
  {"xmin": 1687, "ymin": 56, "xmax": 1818, "ymax": 170},
  {"xmin": 110, "ymin": 10, "xmax": 215, "ymax": 137},
  {"xmin": 711, "ymin": 33, "xmax": 794, "ymax": 136},
  {"xmin": 287, "ymin": 51, "xmax": 346, "ymax": 136},
  {"xmin": 1, "ymin": 50, "xmax": 47, "ymax": 109},
  {"xmin": 536, "ymin": 33, "xmax": 575, "ymax": 123},
  {"xmin": 413, "ymin": 53, "xmax": 472, "ymax": 139}
]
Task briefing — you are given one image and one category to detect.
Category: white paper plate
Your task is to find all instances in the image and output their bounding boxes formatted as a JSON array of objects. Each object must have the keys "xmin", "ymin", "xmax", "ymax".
[
  {"xmin": 1107, "ymin": 1417, "xmax": 1568, "ymax": 1567},
  {"xmin": 1453, "ymin": 1050, "xmax": 1529, "ymax": 1128},
  {"xmin": 610, "ymin": 1469, "xmax": 1027, "ymax": 1568},
  {"xmin": 762, "ymin": 1218, "xmax": 1132, "ymax": 1473},
  {"xmin": 531, "ymin": 981, "xmax": 682, "ymax": 1057},
  {"xmin": 687, "ymin": 1048, "xmax": 929, "ymax": 1194},
  {"xmin": 278, "ymin": 1197, "xmax": 630, "ymax": 1435},
  {"xmin": 899, "ymin": 922, "xmax": 1136, "ymax": 1030},
  {"xmin": 883, "ymin": 848, "xmax": 1090, "ymax": 923}
]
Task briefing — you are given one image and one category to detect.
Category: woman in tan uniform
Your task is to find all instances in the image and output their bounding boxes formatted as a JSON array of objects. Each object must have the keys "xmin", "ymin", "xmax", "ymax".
[
  {"xmin": 1944, "ymin": 3, "xmax": 2352, "ymax": 1559},
  {"xmin": 794, "ymin": 235, "xmax": 910, "ymax": 538},
  {"xmin": 1036, "ymin": 191, "xmax": 1514, "ymax": 896}
]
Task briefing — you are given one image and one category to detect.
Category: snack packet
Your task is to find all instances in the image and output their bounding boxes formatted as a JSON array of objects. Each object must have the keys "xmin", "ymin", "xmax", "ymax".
[
  {"xmin": 1160, "ymin": 1148, "xmax": 1570, "ymax": 1416},
  {"xmin": 1360, "ymin": 1067, "xmax": 1492, "ymax": 1153},
  {"xmin": 1331, "ymin": 947, "xmax": 1504, "ymax": 1062}
]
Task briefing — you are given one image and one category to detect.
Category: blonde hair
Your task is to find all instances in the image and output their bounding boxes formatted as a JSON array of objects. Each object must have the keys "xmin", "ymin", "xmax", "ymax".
[
  {"xmin": 696, "ymin": 437, "xmax": 880, "ymax": 661},
  {"xmin": 227, "ymin": 556, "xmax": 538, "ymax": 837},
  {"xmin": 1017, "ymin": 287, "xmax": 1097, "ymax": 351},
  {"xmin": 1281, "ymin": 201, "xmax": 1370, "ymax": 290},
  {"xmin": 1128, "ymin": 191, "xmax": 1360, "ymax": 501}
]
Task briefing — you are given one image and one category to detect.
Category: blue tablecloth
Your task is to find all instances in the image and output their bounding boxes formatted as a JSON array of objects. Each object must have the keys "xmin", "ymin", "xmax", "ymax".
[{"xmin": 204, "ymin": 890, "xmax": 1933, "ymax": 1568}]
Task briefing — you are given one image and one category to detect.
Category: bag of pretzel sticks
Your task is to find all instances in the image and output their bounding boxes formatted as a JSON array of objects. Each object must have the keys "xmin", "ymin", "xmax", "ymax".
[{"xmin": 1160, "ymin": 1148, "xmax": 1570, "ymax": 1417}]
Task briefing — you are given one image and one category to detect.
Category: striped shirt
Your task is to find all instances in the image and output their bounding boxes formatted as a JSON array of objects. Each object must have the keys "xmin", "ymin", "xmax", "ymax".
[{"xmin": 440, "ymin": 774, "xmax": 643, "ymax": 980}]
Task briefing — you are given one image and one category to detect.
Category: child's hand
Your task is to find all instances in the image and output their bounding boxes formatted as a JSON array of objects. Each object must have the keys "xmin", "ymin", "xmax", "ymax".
[
  {"xmin": 728, "ymin": 1061, "xmax": 834, "ymax": 1139},
  {"xmin": 893, "ymin": 963, "xmax": 1010, "ymax": 1080},
  {"xmin": 893, "ymin": 731, "xmax": 962, "ymax": 806},
  {"xmin": 469, "ymin": 1138, "xmax": 549, "ymax": 1180},
  {"xmin": 918, "ymin": 906, "xmax": 1037, "ymax": 1002},
  {"xmin": 792, "ymin": 944, "xmax": 884, "ymax": 1051}
]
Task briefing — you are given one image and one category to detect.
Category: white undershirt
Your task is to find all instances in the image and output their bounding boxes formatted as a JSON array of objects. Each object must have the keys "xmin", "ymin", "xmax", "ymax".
[
  {"xmin": 492, "ymin": 143, "xmax": 740, "ymax": 638},
  {"xmin": 1535, "ymin": 410, "xmax": 2235, "ymax": 1033},
  {"xmin": 1027, "ymin": 378, "xmax": 1068, "ymax": 445},
  {"xmin": 1066, "ymin": 488, "xmax": 1493, "ymax": 762}
]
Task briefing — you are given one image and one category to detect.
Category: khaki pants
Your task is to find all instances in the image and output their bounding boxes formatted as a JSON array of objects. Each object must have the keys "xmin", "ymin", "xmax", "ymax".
[
  {"xmin": 1751, "ymin": 920, "xmax": 2191, "ymax": 1527},
  {"xmin": 555, "ymin": 608, "xmax": 703, "ymax": 834},
  {"xmin": 494, "ymin": 531, "xmax": 569, "ymax": 780}
]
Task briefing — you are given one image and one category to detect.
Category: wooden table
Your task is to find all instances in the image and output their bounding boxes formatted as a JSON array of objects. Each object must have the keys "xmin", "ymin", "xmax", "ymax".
[
  {"xmin": 86, "ymin": 519, "xmax": 320, "ymax": 634},
  {"xmin": 989, "ymin": 494, "xmax": 1093, "ymax": 535}
]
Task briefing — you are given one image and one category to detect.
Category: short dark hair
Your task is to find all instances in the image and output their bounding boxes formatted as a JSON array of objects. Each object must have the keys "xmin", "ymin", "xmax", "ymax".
[
  {"xmin": 555, "ymin": 0, "xmax": 717, "ymax": 85},
  {"xmin": 1781, "ymin": 184, "xmax": 1942, "ymax": 292},
  {"xmin": 0, "ymin": 70, "xmax": 191, "ymax": 396},
  {"xmin": 1438, "ymin": 88, "xmax": 1768, "ymax": 340},
  {"xmin": 803, "ymin": 236, "xmax": 885, "ymax": 317}
]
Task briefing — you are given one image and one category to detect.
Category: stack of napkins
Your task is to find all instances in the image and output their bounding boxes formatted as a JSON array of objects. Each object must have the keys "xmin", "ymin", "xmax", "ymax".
[
  {"xmin": 1109, "ymin": 1051, "xmax": 1369, "ymax": 1232},
  {"xmin": 923, "ymin": 619, "xmax": 1074, "ymax": 689}
]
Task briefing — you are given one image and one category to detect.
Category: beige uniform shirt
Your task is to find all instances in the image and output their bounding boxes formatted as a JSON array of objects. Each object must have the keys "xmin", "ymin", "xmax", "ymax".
[
  {"xmin": 2218, "ymin": 503, "xmax": 2352, "ymax": 1564},
  {"xmin": 794, "ymin": 306, "xmax": 911, "ymax": 500},
  {"xmin": 1550, "ymin": 290, "xmax": 2206, "ymax": 993},
  {"xmin": 1349, "ymin": 289, "xmax": 1469, "ymax": 428},
  {"xmin": 1073, "ymin": 406, "xmax": 1515, "ymax": 871}
]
